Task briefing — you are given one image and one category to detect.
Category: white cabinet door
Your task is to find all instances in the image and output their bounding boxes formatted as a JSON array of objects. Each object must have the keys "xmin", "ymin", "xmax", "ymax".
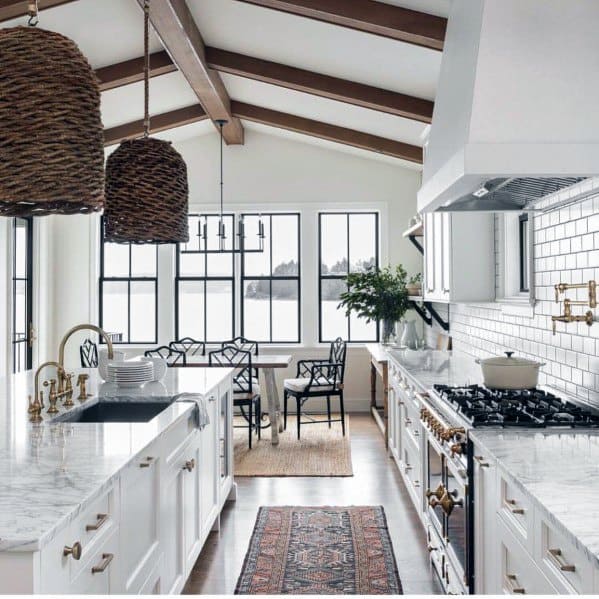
[
  {"xmin": 182, "ymin": 434, "xmax": 202, "ymax": 576},
  {"xmin": 200, "ymin": 392, "xmax": 220, "ymax": 539},
  {"xmin": 472, "ymin": 447, "xmax": 498, "ymax": 594},
  {"xmin": 218, "ymin": 381, "xmax": 234, "ymax": 501},
  {"xmin": 119, "ymin": 453, "xmax": 160, "ymax": 594},
  {"xmin": 441, "ymin": 213, "xmax": 451, "ymax": 298},
  {"xmin": 161, "ymin": 459, "xmax": 185, "ymax": 594}
]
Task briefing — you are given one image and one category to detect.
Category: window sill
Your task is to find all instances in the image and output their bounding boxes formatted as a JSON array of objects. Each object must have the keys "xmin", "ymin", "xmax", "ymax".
[{"xmin": 495, "ymin": 297, "xmax": 535, "ymax": 318}]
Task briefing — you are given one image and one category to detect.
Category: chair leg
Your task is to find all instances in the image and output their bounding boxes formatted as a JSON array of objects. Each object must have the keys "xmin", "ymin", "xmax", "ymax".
[
  {"xmin": 326, "ymin": 395, "xmax": 331, "ymax": 428},
  {"xmin": 284, "ymin": 389, "xmax": 288, "ymax": 430},
  {"xmin": 339, "ymin": 391, "xmax": 346, "ymax": 436},
  {"xmin": 256, "ymin": 397, "xmax": 261, "ymax": 440},
  {"xmin": 248, "ymin": 401, "xmax": 253, "ymax": 449},
  {"xmin": 296, "ymin": 396, "xmax": 301, "ymax": 440}
]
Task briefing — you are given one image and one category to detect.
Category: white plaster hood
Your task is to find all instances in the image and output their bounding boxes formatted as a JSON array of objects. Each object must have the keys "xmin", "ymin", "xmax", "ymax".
[{"xmin": 418, "ymin": 0, "xmax": 599, "ymax": 213}]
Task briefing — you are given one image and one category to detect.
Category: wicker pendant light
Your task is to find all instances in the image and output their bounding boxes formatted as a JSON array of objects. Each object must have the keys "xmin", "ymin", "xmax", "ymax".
[
  {"xmin": 0, "ymin": 2, "xmax": 104, "ymax": 216},
  {"xmin": 104, "ymin": 0, "xmax": 189, "ymax": 244}
]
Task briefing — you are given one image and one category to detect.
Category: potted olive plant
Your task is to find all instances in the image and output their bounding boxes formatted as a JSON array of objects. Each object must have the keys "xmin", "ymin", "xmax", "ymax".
[{"xmin": 339, "ymin": 265, "xmax": 410, "ymax": 344}]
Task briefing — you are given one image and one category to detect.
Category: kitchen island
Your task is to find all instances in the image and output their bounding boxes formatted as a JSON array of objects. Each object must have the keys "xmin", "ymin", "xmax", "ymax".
[{"xmin": 0, "ymin": 367, "xmax": 234, "ymax": 594}]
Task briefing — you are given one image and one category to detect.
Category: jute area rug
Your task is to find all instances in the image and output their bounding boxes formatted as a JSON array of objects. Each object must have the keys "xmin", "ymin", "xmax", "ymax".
[
  {"xmin": 235, "ymin": 506, "xmax": 402, "ymax": 595},
  {"xmin": 233, "ymin": 414, "xmax": 353, "ymax": 477}
]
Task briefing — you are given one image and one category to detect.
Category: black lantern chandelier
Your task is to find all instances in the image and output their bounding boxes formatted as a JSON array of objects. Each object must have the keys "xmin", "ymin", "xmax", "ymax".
[{"xmin": 181, "ymin": 120, "xmax": 264, "ymax": 254}]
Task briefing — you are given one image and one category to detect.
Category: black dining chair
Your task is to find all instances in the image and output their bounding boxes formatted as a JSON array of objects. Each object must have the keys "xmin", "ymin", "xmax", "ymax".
[
  {"xmin": 169, "ymin": 337, "xmax": 205, "ymax": 357},
  {"xmin": 209, "ymin": 345, "xmax": 261, "ymax": 449},
  {"xmin": 220, "ymin": 336, "xmax": 259, "ymax": 356},
  {"xmin": 144, "ymin": 346, "xmax": 186, "ymax": 366},
  {"xmin": 283, "ymin": 337, "xmax": 347, "ymax": 440},
  {"xmin": 80, "ymin": 338, "xmax": 99, "ymax": 368}
]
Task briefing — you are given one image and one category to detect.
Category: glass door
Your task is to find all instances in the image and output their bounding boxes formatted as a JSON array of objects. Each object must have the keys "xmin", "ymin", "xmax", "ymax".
[{"xmin": 12, "ymin": 217, "xmax": 33, "ymax": 373}]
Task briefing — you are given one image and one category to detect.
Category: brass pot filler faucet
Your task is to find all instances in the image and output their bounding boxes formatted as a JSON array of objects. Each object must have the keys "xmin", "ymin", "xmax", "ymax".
[
  {"xmin": 28, "ymin": 324, "xmax": 114, "ymax": 422},
  {"xmin": 552, "ymin": 281, "xmax": 596, "ymax": 335}
]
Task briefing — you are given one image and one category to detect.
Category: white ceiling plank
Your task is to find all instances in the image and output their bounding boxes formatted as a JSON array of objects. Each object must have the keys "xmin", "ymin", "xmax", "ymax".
[
  {"xmin": 101, "ymin": 71, "xmax": 199, "ymax": 129},
  {"xmin": 189, "ymin": 0, "xmax": 442, "ymax": 101}
]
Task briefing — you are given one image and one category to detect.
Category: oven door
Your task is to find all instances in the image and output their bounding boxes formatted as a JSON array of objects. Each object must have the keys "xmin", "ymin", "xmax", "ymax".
[
  {"xmin": 426, "ymin": 433, "xmax": 445, "ymax": 539},
  {"xmin": 445, "ymin": 457, "xmax": 468, "ymax": 585}
]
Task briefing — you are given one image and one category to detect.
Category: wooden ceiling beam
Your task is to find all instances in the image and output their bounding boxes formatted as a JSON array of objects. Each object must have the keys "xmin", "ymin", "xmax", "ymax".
[
  {"xmin": 96, "ymin": 50, "xmax": 176, "ymax": 92},
  {"xmin": 205, "ymin": 46, "xmax": 433, "ymax": 123},
  {"xmin": 236, "ymin": 0, "xmax": 446, "ymax": 51},
  {"xmin": 104, "ymin": 104, "xmax": 207, "ymax": 146},
  {"xmin": 230, "ymin": 101, "xmax": 422, "ymax": 163},
  {"xmin": 0, "ymin": 0, "xmax": 77, "ymax": 22},
  {"xmin": 137, "ymin": 0, "xmax": 243, "ymax": 144}
]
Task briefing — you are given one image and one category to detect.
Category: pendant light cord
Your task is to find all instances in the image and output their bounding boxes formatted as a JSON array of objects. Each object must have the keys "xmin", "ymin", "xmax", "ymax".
[
  {"xmin": 143, "ymin": 0, "xmax": 150, "ymax": 138},
  {"xmin": 219, "ymin": 121, "xmax": 224, "ymax": 220},
  {"xmin": 27, "ymin": 0, "xmax": 39, "ymax": 26}
]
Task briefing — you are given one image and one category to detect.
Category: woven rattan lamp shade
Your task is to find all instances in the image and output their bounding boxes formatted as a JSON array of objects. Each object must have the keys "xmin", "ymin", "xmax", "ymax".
[
  {"xmin": 0, "ymin": 26, "xmax": 104, "ymax": 216},
  {"xmin": 104, "ymin": 137, "xmax": 189, "ymax": 243}
]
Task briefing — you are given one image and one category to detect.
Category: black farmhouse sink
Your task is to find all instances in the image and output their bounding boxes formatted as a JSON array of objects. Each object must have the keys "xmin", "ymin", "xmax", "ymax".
[{"xmin": 53, "ymin": 399, "xmax": 174, "ymax": 423}]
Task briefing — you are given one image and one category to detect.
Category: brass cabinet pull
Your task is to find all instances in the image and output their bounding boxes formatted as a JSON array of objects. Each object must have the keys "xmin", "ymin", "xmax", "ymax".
[
  {"xmin": 86, "ymin": 513, "xmax": 109, "ymax": 532},
  {"xmin": 505, "ymin": 574, "xmax": 525, "ymax": 594},
  {"xmin": 139, "ymin": 456, "xmax": 154, "ymax": 468},
  {"xmin": 91, "ymin": 552, "xmax": 114, "ymax": 574},
  {"xmin": 404, "ymin": 418, "xmax": 412, "ymax": 425},
  {"xmin": 404, "ymin": 463, "xmax": 412, "ymax": 472},
  {"xmin": 548, "ymin": 548, "xmax": 576, "ymax": 572},
  {"xmin": 208, "ymin": 395, "xmax": 216, "ymax": 402},
  {"xmin": 63, "ymin": 542, "xmax": 82, "ymax": 560},
  {"xmin": 427, "ymin": 544, "xmax": 438, "ymax": 552},
  {"xmin": 183, "ymin": 458, "xmax": 196, "ymax": 472},
  {"xmin": 506, "ymin": 498, "xmax": 525, "ymax": 515},
  {"xmin": 474, "ymin": 455, "xmax": 490, "ymax": 467}
]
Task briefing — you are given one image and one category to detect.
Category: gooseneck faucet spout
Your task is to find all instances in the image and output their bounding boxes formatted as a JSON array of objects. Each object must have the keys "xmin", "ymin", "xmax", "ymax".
[{"xmin": 58, "ymin": 324, "xmax": 114, "ymax": 371}]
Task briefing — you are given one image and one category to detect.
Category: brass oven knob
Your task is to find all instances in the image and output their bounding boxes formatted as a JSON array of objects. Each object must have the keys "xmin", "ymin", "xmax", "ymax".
[
  {"xmin": 425, "ymin": 483, "xmax": 445, "ymax": 501},
  {"xmin": 440, "ymin": 490, "xmax": 464, "ymax": 517},
  {"xmin": 64, "ymin": 541, "xmax": 82, "ymax": 560},
  {"xmin": 450, "ymin": 443, "xmax": 463, "ymax": 456}
]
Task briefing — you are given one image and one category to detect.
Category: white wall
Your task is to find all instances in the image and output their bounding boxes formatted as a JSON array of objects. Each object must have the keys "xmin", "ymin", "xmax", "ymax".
[{"xmin": 44, "ymin": 128, "xmax": 420, "ymax": 408}]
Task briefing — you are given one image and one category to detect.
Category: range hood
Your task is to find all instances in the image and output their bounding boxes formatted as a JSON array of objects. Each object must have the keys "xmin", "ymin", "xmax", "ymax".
[{"xmin": 418, "ymin": 0, "xmax": 599, "ymax": 213}]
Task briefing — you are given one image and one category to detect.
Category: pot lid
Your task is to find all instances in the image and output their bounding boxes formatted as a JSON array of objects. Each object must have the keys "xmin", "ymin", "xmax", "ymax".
[{"xmin": 479, "ymin": 351, "xmax": 541, "ymax": 367}]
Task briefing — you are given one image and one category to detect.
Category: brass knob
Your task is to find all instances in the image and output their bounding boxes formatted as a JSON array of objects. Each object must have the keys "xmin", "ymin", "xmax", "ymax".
[
  {"xmin": 183, "ymin": 458, "xmax": 196, "ymax": 472},
  {"xmin": 440, "ymin": 489, "xmax": 464, "ymax": 516},
  {"xmin": 64, "ymin": 541, "xmax": 82, "ymax": 560},
  {"xmin": 450, "ymin": 443, "xmax": 462, "ymax": 456},
  {"xmin": 425, "ymin": 483, "xmax": 445, "ymax": 501},
  {"xmin": 427, "ymin": 545, "xmax": 438, "ymax": 552}
]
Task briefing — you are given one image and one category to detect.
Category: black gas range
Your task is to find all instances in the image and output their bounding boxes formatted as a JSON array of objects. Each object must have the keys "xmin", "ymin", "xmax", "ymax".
[{"xmin": 433, "ymin": 384, "xmax": 599, "ymax": 428}]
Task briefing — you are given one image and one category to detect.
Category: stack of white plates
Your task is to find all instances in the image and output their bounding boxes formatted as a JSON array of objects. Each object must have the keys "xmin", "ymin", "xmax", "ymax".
[{"xmin": 106, "ymin": 360, "xmax": 154, "ymax": 387}]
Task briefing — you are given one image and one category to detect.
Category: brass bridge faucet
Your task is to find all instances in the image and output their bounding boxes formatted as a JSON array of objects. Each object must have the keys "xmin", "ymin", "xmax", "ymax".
[
  {"xmin": 28, "ymin": 324, "xmax": 114, "ymax": 421},
  {"xmin": 551, "ymin": 299, "xmax": 594, "ymax": 335}
]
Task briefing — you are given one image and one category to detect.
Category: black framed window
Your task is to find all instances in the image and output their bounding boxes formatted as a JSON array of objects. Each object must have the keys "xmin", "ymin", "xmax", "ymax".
[
  {"xmin": 519, "ymin": 213, "xmax": 529, "ymax": 292},
  {"xmin": 241, "ymin": 213, "xmax": 301, "ymax": 343},
  {"xmin": 12, "ymin": 217, "xmax": 33, "ymax": 372},
  {"xmin": 176, "ymin": 214, "xmax": 235, "ymax": 343},
  {"xmin": 99, "ymin": 224, "xmax": 158, "ymax": 344},
  {"xmin": 319, "ymin": 212, "xmax": 379, "ymax": 343}
]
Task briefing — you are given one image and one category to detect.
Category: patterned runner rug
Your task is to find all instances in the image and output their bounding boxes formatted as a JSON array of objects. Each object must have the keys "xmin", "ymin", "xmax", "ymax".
[{"xmin": 235, "ymin": 506, "xmax": 402, "ymax": 595}]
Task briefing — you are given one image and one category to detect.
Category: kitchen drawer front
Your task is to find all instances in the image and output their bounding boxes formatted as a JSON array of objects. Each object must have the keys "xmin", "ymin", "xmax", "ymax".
[
  {"xmin": 538, "ymin": 514, "xmax": 595, "ymax": 594},
  {"xmin": 401, "ymin": 403, "xmax": 421, "ymax": 455},
  {"xmin": 70, "ymin": 527, "xmax": 118, "ymax": 595},
  {"xmin": 40, "ymin": 519, "xmax": 75, "ymax": 592},
  {"xmin": 160, "ymin": 411, "xmax": 196, "ymax": 459},
  {"xmin": 70, "ymin": 487, "xmax": 117, "ymax": 579},
  {"xmin": 497, "ymin": 517, "xmax": 557, "ymax": 595},
  {"xmin": 498, "ymin": 471, "xmax": 533, "ymax": 551}
]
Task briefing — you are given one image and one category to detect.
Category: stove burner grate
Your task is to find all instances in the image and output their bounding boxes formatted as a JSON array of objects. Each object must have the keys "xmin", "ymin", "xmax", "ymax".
[{"xmin": 433, "ymin": 384, "xmax": 599, "ymax": 428}]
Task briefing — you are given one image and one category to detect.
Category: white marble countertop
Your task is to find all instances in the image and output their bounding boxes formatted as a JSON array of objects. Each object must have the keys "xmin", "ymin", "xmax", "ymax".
[
  {"xmin": 470, "ymin": 428, "xmax": 599, "ymax": 567},
  {"xmin": 386, "ymin": 347, "xmax": 599, "ymax": 567},
  {"xmin": 0, "ymin": 367, "xmax": 232, "ymax": 553}
]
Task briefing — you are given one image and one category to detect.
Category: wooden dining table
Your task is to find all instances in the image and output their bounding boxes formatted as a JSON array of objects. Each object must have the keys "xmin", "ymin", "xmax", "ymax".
[{"xmin": 174, "ymin": 354, "xmax": 293, "ymax": 445}]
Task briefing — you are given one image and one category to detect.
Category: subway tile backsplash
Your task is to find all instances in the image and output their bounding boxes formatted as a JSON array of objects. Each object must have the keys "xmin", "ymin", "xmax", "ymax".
[{"xmin": 425, "ymin": 180, "xmax": 599, "ymax": 408}]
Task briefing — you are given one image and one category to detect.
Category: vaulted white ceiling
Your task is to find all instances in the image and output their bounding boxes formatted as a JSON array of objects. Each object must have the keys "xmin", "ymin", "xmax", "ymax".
[{"xmin": 3, "ymin": 0, "xmax": 447, "ymax": 169}]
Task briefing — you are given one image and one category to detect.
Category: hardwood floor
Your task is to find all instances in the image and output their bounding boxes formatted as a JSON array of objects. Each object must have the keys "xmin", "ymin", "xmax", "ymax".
[{"xmin": 183, "ymin": 414, "xmax": 442, "ymax": 595}]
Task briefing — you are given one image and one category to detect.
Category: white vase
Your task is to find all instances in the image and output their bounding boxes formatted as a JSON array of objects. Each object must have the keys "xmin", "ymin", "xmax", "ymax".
[{"xmin": 400, "ymin": 320, "xmax": 419, "ymax": 350}]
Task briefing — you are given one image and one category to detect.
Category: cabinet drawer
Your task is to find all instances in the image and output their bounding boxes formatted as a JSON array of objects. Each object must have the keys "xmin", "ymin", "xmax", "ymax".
[
  {"xmin": 401, "ymin": 438, "xmax": 422, "ymax": 509},
  {"xmin": 160, "ymin": 412, "xmax": 196, "ymax": 459},
  {"xmin": 538, "ymin": 515, "xmax": 595, "ymax": 594},
  {"xmin": 498, "ymin": 517, "xmax": 557, "ymax": 595},
  {"xmin": 70, "ymin": 527, "xmax": 118, "ymax": 595},
  {"xmin": 498, "ymin": 472, "xmax": 533, "ymax": 551}
]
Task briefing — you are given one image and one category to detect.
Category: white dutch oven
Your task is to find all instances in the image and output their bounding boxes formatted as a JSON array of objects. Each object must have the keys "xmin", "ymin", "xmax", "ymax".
[{"xmin": 475, "ymin": 351, "xmax": 545, "ymax": 389}]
